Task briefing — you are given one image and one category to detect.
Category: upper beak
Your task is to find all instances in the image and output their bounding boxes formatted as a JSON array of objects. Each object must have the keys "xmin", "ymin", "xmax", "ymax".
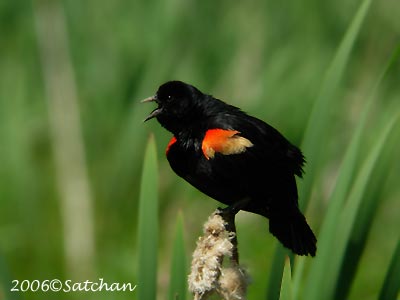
[
  {"xmin": 140, "ymin": 95, "xmax": 156, "ymax": 103},
  {"xmin": 141, "ymin": 95, "xmax": 161, "ymax": 122}
]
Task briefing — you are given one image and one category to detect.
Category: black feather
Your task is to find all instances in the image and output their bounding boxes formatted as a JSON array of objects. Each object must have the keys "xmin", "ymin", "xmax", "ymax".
[{"xmin": 144, "ymin": 80, "xmax": 317, "ymax": 256}]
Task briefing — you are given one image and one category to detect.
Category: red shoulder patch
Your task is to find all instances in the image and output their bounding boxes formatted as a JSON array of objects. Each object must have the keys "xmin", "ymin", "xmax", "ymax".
[
  {"xmin": 201, "ymin": 129, "xmax": 253, "ymax": 160},
  {"xmin": 166, "ymin": 136, "xmax": 177, "ymax": 155}
]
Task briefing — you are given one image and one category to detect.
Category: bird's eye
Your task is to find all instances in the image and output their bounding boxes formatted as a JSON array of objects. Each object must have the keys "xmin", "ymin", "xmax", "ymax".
[{"xmin": 167, "ymin": 95, "xmax": 172, "ymax": 101}]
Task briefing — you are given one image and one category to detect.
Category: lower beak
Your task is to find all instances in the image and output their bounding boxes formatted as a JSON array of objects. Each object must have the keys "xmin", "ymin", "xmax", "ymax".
[{"xmin": 144, "ymin": 107, "xmax": 162, "ymax": 122}]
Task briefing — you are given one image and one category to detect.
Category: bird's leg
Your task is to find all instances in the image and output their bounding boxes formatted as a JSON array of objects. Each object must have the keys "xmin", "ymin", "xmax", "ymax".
[
  {"xmin": 216, "ymin": 198, "xmax": 250, "ymax": 265},
  {"xmin": 218, "ymin": 197, "xmax": 251, "ymax": 216}
]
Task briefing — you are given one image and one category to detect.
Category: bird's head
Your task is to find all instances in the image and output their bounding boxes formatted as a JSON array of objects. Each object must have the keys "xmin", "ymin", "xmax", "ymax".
[{"xmin": 142, "ymin": 81, "xmax": 205, "ymax": 133}]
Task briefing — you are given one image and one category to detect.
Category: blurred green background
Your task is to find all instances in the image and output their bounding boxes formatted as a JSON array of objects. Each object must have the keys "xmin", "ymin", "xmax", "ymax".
[{"xmin": 0, "ymin": 0, "xmax": 399, "ymax": 299}]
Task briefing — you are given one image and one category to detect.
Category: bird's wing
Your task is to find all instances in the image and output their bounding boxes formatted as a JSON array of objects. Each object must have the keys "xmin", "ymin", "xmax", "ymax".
[
  {"xmin": 197, "ymin": 113, "xmax": 303, "ymax": 209},
  {"xmin": 205, "ymin": 112, "xmax": 305, "ymax": 176}
]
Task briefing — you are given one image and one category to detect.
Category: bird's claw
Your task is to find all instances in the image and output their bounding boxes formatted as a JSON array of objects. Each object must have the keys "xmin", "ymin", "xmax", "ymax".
[{"xmin": 216, "ymin": 198, "xmax": 250, "ymax": 222}]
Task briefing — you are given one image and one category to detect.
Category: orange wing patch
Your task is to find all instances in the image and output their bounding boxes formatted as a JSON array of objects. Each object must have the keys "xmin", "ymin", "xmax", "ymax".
[
  {"xmin": 202, "ymin": 129, "xmax": 253, "ymax": 160},
  {"xmin": 166, "ymin": 136, "xmax": 177, "ymax": 155}
]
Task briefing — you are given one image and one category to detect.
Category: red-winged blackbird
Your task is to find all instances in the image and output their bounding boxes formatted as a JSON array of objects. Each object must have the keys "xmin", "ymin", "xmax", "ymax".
[{"xmin": 143, "ymin": 81, "xmax": 316, "ymax": 256}]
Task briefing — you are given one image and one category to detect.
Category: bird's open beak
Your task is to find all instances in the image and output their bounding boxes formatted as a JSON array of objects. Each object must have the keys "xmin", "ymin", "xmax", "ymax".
[{"xmin": 141, "ymin": 95, "xmax": 161, "ymax": 122}]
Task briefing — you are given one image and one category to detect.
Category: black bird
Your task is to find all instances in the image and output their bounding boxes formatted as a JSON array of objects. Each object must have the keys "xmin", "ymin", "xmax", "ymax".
[{"xmin": 142, "ymin": 80, "xmax": 316, "ymax": 256}]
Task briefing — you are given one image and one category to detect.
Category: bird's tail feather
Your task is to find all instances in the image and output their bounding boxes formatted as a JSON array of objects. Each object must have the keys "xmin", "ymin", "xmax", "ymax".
[{"xmin": 269, "ymin": 209, "xmax": 317, "ymax": 256}]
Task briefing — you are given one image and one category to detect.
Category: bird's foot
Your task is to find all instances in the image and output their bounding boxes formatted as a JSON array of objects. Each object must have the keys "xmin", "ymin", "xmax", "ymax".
[
  {"xmin": 217, "ymin": 206, "xmax": 238, "ymax": 224},
  {"xmin": 216, "ymin": 198, "xmax": 251, "ymax": 223}
]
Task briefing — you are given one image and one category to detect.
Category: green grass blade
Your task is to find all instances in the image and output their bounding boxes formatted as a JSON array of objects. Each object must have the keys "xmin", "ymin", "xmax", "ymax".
[
  {"xmin": 137, "ymin": 135, "xmax": 159, "ymax": 300},
  {"xmin": 266, "ymin": 245, "xmax": 287, "ymax": 300},
  {"xmin": 293, "ymin": 22, "xmax": 400, "ymax": 297},
  {"xmin": 324, "ymin": 114, "xmax": 399, "ymax": 300},
  {"xmin": 295, "ymin": 47, "xmax": 400, "ymax": 298},
  {"xmin": 334, "ymin": 108, "xmax": 400, "ymax": 299},
  {"xmin": 168, "ymin": 212, "xmax": 187, "ymax": 300},
  {"xmin": 378, "ymin": 238, "xmax": 400, "ymax": 300},
  {"xmin": 305, "ymin": 113, "xmax": 399, "ymax": 300},
  {"xmin": 291, "ymin": 0, "xmax": 373, "ymax": 290},
  {"xmin": 299, "ymin": 0, "xmax": 373, "ymax": 210},
  {"xmin": 279, "ymin": 257, "xmax": 293, "ymax": 300}
]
